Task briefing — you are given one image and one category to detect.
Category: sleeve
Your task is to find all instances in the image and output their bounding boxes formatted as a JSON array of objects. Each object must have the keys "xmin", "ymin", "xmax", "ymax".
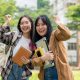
[
  {"xmin": 0, "ymin": 26, "xmax": 14, "ymax": 45},
  {"xmin": 54, "ymin": 24, "xmax": 72, "ymax": 41}
]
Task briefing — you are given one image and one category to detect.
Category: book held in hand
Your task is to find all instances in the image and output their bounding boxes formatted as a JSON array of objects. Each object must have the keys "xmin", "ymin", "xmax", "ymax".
[
  {"xmin": 12, "ymin": 46, "xmax": 32, "ymax": 67},
  {"xmin": 36, "ymin": 37, "xmax": 49, "ymax": 51},
  {"xmin": 35, "ymin": 37, "xmax": 49, "ymax": 57},
  {"xmin": 36, "ymin": 37, "xmax": 54, "ymax": 68}
]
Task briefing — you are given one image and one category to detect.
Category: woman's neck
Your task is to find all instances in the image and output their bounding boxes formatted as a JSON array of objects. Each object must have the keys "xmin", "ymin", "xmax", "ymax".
[{"xmin": 22, "ymin": 33, "xmax": 30, "ymax": 39}]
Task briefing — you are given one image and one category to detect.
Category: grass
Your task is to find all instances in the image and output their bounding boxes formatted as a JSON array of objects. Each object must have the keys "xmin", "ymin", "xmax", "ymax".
[
  {"xmin": 72, "ymin": 69, "xmax": 80, "ymax": 80},
  {"xmin": 29, "ymin": 69, "xmax": 80, "ymax": 80},
  {"xmin": 0, "ymin": 76, "xmax": 2, "ymax": 80}
]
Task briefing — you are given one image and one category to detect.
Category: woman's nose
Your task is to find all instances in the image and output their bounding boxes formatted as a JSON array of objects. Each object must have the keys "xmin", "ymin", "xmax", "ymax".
[
  {"xmin": 23, "ymin": 23, "xmax": 26, "ymax": 26},
  {"xmin": 39, "ymin": 25, "xmax": 42, "ymax": 29}
]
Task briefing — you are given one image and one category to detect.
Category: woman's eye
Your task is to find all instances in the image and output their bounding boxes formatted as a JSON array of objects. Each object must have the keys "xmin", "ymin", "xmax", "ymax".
[
  {"xmin": 20, "ymin": 21, "xmax": 28, "ymax": 25},
  {"xmin": 20, "ymin": 22, "xmax": 23, "ymax": 25},
  {"xmin": 42, "ymin": 24, "xmax": 45, "ymax": 26},
  {"xmin": 37, "ymin": 23, "xmax": 45, "ymax": 27},
  {"xmin": 37, "ymin": 24, "xmax": 39, "ymax": 26},
  {"xmin": 25, "ymin": 21, "xmax": 28, "ymax": 24}
]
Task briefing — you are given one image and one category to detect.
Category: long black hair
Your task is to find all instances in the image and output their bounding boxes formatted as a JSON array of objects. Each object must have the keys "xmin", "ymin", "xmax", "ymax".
[
  {"xmin": 34, "ymin": 15, "xmax": 53, "ymax": 44},
  {"xmin": 17, "ymin": 15, "xmax": 34, "ymax": 40}
]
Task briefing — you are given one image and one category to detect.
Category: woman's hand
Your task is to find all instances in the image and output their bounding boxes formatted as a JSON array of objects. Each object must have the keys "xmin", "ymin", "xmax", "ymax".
[
  {"xmin": 53, "ymin": 16, "xmax": 64, "ymax": 27},
  {"xmin": 40, "ymin": 51, "xmax": 54, "ymax": 61},
  {"xmin": 5, "ymin": 14, "xmax": 12, "ymax": 23},
  {"xmin": 21, "ymin": 57, "xmax": 30, "ymax": 65},
  {"xmin": 3, "ymin": 14, "xmax": 12, "ymax": 26}
]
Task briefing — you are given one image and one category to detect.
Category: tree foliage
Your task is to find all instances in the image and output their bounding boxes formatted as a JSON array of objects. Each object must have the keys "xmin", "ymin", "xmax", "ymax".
[
  {"xmin": 66, "ymin": 4, "xmax": 80, "ymax": 30},
  {"xmin": 0, "ymin": 0, "xmax": 57, "ymax": 29},
  {"xmin": 0, "ymin": 0, "xmax": 18, "ymax": 26}
]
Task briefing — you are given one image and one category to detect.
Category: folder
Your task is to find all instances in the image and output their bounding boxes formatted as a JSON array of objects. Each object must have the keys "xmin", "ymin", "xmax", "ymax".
[
  {"xmin": 12, "ymin": 46, "xmax": 32, "ymax": 67},
  {"xmin": 36, "ymin": 37, "xmax": 49, "ymax": 52}
]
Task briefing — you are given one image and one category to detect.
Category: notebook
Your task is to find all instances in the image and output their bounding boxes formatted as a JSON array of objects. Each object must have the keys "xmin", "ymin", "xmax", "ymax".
[
  {"xmin": 12, "ymin": 46, "xmax": 32, "ymax": 67},
  {"xmin": 35, "ymin": 37, "xmax": 49, "ymax": 52}
]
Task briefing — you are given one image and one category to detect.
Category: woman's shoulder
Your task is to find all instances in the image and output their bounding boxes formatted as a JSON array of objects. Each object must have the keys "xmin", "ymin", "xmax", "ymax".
[
  {"xmin": 49, "ymin": 30, "xmax": 58, "ymax": 41},
  {"xmin": 51, "ymin": 30, "xmax": 56, "ymax": 35},
  {"xmin": 11, "ymin": 31, "xmax": 21, "ymax": 43}
]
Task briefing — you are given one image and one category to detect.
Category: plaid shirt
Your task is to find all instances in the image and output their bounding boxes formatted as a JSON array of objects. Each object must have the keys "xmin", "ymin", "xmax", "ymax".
[
  {"xmin": 1, "ymin": 52, "xmax": 13, "ymax": 80},
  {"xmin": 0, "ymin": 26, "xmax": 13, "ymax": 80},
  {"xmin": 0, "ymin": 26, "xmax": 32, "ymax": 80}
]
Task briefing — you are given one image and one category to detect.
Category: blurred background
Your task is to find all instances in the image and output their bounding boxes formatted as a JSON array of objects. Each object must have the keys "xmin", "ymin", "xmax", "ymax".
[{"xmin": 0, "ymin": 0, "xmax": 80, "ymax": 80}]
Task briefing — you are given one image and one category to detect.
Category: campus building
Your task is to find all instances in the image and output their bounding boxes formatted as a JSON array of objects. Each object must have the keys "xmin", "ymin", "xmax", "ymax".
[{"xmin": 64, "ymin": 31, "xmax": 80, "ymax": 66}]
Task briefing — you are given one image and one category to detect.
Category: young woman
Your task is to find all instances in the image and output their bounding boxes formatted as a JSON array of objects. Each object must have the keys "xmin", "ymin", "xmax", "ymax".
[
  {"xmin": 33, "ymin": 15, "xmax": 74, "ymax": 80},
  {"xmin": 0, "ymin": 15, "xmax": 34, "ymax": 80}
]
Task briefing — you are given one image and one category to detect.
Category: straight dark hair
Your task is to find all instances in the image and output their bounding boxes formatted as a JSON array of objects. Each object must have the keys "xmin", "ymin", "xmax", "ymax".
[
  {"xmin": 34, "ymin": 15, "xmax": 53, "ymax": 44},
  {"xmin": 17, "ymin": 15, "xmax": 34, "ymax": 40}
]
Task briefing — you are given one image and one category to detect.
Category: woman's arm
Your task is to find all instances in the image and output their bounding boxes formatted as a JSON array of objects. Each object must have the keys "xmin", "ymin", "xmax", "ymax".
[
  {"xmin": 2, "ymin": 14, "xmax": 12, "ymax": 27},
  {"xmin": 0, "ymin": 26, "xmax": 14, "ymax": 45},
  {"xmin": 32, "ymin": 53, "xmax": 54, "ymax": 66},
  {"xmin": 31, "ymin": 57, "xmax": 45, "ymax": 66},
  {"xmin": 53, "ymin": 17, "xmax": 71, "ymax": 41},
  {"xmin": 22, "ymin": 52, "xmax": 54, "ymax": 67},
  {"xmin": 0, "ymin": 15, "xmax": 14, "ymax": 45}
]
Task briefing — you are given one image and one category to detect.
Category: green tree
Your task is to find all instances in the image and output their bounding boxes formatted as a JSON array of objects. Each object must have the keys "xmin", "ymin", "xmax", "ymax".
[
  {"xmin": 66, "ymin": 4, "xmax": 80, "ymax": 30},
  {"xmin": 0, "ymin": 0, "xmax": 18, "ymax": 26},
  {"xmin": 0, "ymin": 0, "xmax": 56, "ymax": 29},
  {"xmin": 37, "ymin": 0, "xmax": 53, "ymax": 17}
]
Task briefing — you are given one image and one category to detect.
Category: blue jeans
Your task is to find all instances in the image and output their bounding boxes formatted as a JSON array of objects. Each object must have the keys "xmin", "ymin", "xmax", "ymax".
[
  {"xmin": 7, "ymin": 63, "xmax": 29, "ymax": 80},
  {"xmin": 44, "ymin": 66, "xmax": 58, "ymax": 80}
]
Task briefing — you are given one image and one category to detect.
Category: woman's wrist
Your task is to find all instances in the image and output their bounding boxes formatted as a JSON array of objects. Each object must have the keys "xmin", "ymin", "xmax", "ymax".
[
  {"xmin": 40, "ymin": 56, "xmax": 45, "ymax": 62},
  {"xmin": 29, "ymin": 59, "xmax": 32, "ymax": 63}
]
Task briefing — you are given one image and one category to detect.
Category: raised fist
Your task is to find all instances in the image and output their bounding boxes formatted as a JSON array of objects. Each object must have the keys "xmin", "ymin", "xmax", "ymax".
[{"xmin": 5, "ymin": 14, "xmax": 12, "ymax": 23}]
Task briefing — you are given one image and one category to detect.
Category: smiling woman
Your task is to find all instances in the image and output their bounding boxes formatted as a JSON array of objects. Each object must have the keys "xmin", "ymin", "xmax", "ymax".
[{"xmin": 0, "ymin": 15, "xmax": 34, "ymax": 80}]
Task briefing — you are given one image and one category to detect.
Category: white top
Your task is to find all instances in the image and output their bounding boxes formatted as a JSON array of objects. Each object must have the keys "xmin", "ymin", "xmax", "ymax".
[{"xmin": 13, "ymin": 36, "xmax": 31, "ymax": 56}]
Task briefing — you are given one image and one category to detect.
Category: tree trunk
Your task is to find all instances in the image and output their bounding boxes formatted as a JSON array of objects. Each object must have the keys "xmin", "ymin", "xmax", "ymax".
[{"xmin": 77, "ymin": 31, "xmax": 80, "ymax": 68}]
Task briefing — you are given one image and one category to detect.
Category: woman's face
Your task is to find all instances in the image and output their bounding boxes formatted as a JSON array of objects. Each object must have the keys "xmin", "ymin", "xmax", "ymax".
[
  {"xmin": 36, "ymin": 19, "xmax": 47, "ymax": 36},
  {"xmin": 20, "ymin": 17, "xmax": 31, "ymax": 34}
]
